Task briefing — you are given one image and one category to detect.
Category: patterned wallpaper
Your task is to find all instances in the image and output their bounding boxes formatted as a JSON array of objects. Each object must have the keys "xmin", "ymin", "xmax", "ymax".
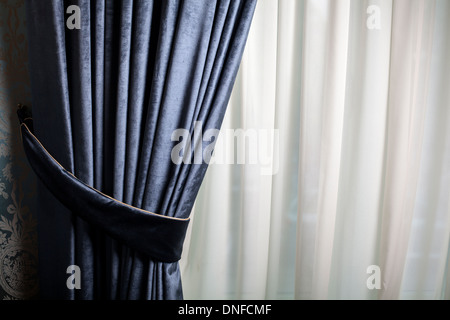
[{"xmin": 0, "ymin": 0, "xmax": 39, "ymax": 299}]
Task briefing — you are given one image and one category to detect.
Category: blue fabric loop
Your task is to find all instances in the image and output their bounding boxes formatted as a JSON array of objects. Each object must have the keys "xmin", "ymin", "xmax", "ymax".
[{"xmin": 19, "ymin": 120, "xmax": 190, "ymax": 263}]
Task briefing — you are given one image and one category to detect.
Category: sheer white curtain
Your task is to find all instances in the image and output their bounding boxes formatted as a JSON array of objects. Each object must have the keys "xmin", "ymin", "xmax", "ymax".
[{"xmin": 180, "ymin": 0, "xmax": 450, "ymax": 300}]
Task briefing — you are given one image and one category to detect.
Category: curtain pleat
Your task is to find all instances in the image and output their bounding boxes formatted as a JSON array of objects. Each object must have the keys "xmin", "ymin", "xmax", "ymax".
[{"xmin": 378, "ymin": 0, "xmax": 437, "ymax": 300}]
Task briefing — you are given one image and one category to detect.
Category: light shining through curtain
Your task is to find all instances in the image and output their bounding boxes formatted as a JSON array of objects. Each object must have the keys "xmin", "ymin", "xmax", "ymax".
[{"xmin": 180, "ymin": 0, "xmax": 450, "ymax": 300}]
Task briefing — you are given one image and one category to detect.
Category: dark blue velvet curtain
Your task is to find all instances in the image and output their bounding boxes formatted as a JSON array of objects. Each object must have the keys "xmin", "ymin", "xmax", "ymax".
[{"xmin": 24, "ymin": 0, "xmax": 256, "ymax": 299}]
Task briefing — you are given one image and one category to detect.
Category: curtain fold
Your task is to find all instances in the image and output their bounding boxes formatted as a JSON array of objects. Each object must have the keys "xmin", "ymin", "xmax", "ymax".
[{"xmin": 24, "ymin": 0, "xmax": 256, "ymax": 299}]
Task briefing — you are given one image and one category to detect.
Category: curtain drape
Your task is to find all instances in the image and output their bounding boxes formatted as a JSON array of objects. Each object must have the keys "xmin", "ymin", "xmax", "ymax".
[
  {"xmin": 23, "ymin": 0, "xmax": 256, "ymax": 299},
  {"xmin": 180, "ymin": 0, "xmax": 450, "ymax": 300}
]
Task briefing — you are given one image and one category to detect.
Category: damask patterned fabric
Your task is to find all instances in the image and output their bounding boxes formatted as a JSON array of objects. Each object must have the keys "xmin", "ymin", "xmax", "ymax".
[{"xmin": 0, "ymin": 0, "xmax": 39, "ymax": 300}]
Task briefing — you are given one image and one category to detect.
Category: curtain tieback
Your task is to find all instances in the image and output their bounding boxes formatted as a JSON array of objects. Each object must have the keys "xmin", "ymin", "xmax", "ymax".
[{"xmin": 17, "ymin": 105, "xmax": 190, "ymax": 263}]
